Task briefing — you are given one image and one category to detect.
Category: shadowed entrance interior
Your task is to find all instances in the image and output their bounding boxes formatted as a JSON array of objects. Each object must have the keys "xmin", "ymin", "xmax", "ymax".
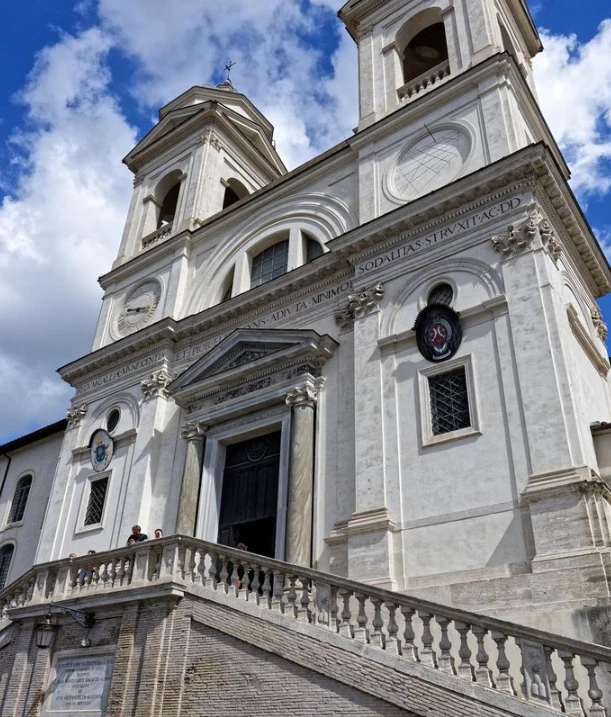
[{"xmin": 218, "ymin": 431, "xmax": 281, "ymax": 558}]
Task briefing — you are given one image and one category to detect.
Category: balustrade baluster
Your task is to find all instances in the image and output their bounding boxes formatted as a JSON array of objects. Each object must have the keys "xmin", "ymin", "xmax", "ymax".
[
  {"xmin": 297, "ymin": 577, "xmax": 311, "ymax": 622},
  {"xmin": 90, "ymin": 565, "xmax": 99, "ymax": 589},
  {"xmin": 400, "ymin": 606, "xmax": 419, "ymax": 662},
  {"xmin": 558, "ymin": 651, "xmax": 586, "ymax": 716},
  {"xmin": 238, "ymin": 561, "xmax": 250, "ymax": 601},
  {"xmin": 117, "ymin": 558, "xmax": 126, "ymax": 585},
  {"xmin": 270, "ymin": 572, "xmax": 285, "ymax": 613},
  {"xmin": 454, "ymin": 622, "xmax": 474, "ymax": 681},
  {"xmin": 187, "ymin": 550, "xmax": 197, "ymax": 583},
  {"xmin": 207, "ymin": 551, "xmax": 218, "ymax": 591},
  {"xmin": 195, "ymin": 551, "xmax": 207, "ymax": 587},
  {"xmin": 219, "ymin": 555, "xmax": 230, "ymax": 594},
  {"xmin": 418, "ymin": 611, "xmax": 437, "ymax": 668},
  {"xmin": 106, "ymin": 560, "xmax": 116, "ymax": 588},
  {"xmin": 354, "ymin": 594, "xmax": 369, "ymax": 643},
  {"xmin": 370, "ymin": 598, "xmax": 386, "ymax": 648},
  {"xmin": 472, "ymin": 626, "xmax": 494, "ymax": 688},
  {"xmin": 385, "ymin": 604, "xmax": 401, "ymax": 655},
  {"xmin": 250, "ymin": 564, "xmax": 261, "ymax": 604},
  {"xmin": 581, "ymin": 658, "xmax": 607, "ymax": 716},
  {"xmin": 436, "ymin": 617, "xmax": 456, "ymax": 674},
  {"xmin": 329, "ymin": 587, "xmax": 340, "ymax": 633},
  {"xmin": 227, "ymin": 557, "xmax": 239, "ymax": 598},
  {"xmin": 261, "ymin": 568, "xmax": 272, "ymax": 608},
  {"xmin": 491, "ymin": 631, "xmax": 515, "ymax": 695},
  {"xmin": 338, "ymin": 589, "xmax": 354, "ymax": 638},
  {"xmin": 286, "ymin": 576, "xmax": 299, "ymax": 618},
  {"xmin": 543, "ymin": 646, "xmax": 564, "ymax": 712}
]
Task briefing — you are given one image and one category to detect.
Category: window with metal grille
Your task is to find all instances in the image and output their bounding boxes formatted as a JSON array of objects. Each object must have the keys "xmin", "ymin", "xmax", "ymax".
[
  {"xmin": 7, "ymin": 475, "xmax": 32, "ymax": 524},
  {"xmin": 84, "ymin": 477, "xmax": 109, "ymax": 526},
  {"xmin": 428, "ymin": 282, "xmax": 454, "ymax": 306},
  {"xmin": 429, "ymin": 367, "xmax": 470, "ymax": 435},
  {"xmin": 306, "ymin": 237, "xmax": 323, "ymax": 263},
  {"xmin": 251, "ymin": 240, "xmax": 289, "ymax": 288},
  {"xmin": 0, "ymin": 545, "xmax": 14, "ymax": 589}
]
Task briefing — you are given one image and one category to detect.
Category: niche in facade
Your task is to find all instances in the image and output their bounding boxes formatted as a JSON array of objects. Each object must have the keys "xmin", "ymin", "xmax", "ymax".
[{"xmin": 155, "ymin": 169, "xmax": 183, "ymax": 228}]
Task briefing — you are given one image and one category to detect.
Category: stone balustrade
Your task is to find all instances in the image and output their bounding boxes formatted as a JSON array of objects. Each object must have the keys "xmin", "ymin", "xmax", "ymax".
[
  {"xmin": 397, "ymin": 60, "xmax": 451, "ymax": 102},
  {"xmin": 141, "ymin": 221, "xmax": 173, "ymax": 250},
  {"xmin": 2, "ymin": 535, "xmax": 609, "ymax": 716}
]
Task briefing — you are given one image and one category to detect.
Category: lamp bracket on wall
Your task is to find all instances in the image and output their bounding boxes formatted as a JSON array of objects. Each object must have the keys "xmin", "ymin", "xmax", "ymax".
[{"xmin": 48, "ymin": 602, "xmax": 95, "ymax": 629}]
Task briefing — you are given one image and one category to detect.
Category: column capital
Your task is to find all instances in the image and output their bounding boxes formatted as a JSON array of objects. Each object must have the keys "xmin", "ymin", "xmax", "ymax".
[
  {"xmin": 335, "ymin": 282, "xmax": 384, "ymax": 330},
  {"xmin": 181, "ymin": 421, "xmax": 208, "ymax": 441},
  {"xmin": 141, "ymin": 369, "xmax": 175, "ymax": 401},
  {"xmin": 66, "ymin": 403, "xmax": 88, "ymax": 430},
  {"xmin": 591, "ymin": 306, "xmax": 608, "ymax": 342},
  {"xmin": 285, "ymin": 379, "xmax": 325, "ymax": 409}
]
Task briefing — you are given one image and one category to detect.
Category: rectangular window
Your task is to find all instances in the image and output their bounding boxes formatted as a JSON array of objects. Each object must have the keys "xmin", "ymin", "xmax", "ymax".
[
  {"xmin": 84, "ymin": 477, "xmax": 109, "ymax": 526},
  {"xmin": 428, "ymin": 367, "xmax": 471, "ymax": 436},
  {"xmin": 251, "ymin": 240, "xmax": 289, "ymax": 288}
]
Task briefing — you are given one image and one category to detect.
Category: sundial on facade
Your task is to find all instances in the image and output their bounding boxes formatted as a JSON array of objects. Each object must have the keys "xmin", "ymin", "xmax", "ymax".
[{"xmin": 391, "ymin": 127, "xmax": 470, "ymax": 200}]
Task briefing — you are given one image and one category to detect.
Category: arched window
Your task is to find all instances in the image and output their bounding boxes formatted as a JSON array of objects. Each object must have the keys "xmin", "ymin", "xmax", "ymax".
[
  {"xmin": 251, "ymin": 240, "xmax": 289, "ymax": 288},
  {"xmin": 306, "ymin": 236, "xmax": 324, "ymax": 263},
  {"xmin": 403, "ymin": 22, "xmax": 449, "ymax": 84},
  {"xmin": 8, "ymin": 475, "xmax": 32, "ymax": 524},
  {"xmin": 428, "ymin": 283, "xmax": 454, "ymax": 306},
  {"xmin": 0, "ymin": 545, "xmax": 14, "ymax": 589},
  {"xmin": 223, "ymin": 179, "xmax": 249, "ymax": 209}
]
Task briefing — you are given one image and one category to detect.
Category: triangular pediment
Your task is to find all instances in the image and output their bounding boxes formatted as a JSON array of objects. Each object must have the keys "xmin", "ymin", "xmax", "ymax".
[{"xmin": 169, "ymin": 329, "xmax": 338, "ymax": 406}]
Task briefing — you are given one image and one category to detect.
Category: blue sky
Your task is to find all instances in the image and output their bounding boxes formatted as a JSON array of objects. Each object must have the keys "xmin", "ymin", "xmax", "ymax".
[{"xmin": 0, "ymin": 0, "xmax": 610, "ymax": 443}]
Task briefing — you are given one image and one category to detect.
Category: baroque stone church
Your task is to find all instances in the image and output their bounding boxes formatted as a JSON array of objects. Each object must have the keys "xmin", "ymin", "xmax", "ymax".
[{"xmin": 1, "ymin": 0, "xmax": 611, "ymax": 714}]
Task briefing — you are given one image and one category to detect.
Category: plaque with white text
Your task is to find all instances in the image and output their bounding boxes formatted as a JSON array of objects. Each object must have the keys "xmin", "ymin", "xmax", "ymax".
[{"xmin": 45, "ymin": 654, "xmax": 114, "ymax": 716}]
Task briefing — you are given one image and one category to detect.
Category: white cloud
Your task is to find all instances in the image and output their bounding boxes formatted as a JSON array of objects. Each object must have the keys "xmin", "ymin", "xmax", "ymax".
[
  {"xmin": 0, "ymin": 27, "xmax": 137, "ymax": 440},
  {"xmin": 534, "ymin": 20, "xmax": 611, "ymax": 196}
]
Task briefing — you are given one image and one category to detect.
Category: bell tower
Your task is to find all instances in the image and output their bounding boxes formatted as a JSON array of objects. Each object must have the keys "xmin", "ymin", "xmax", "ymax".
[
  {"xmin": 339, "ymin": 0, "xmax": 542, "ymax": 130},
  {"xmin": 112, "ymin": 81, "xmax": 286, "ymax": 267}
]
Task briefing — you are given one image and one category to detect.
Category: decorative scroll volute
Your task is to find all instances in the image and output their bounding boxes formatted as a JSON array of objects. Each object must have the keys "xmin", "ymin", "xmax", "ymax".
[
  {"xmin": 180, "ymin": 421, "xmax": 208, "ymax": 442},
  {"xmin": 141, "ymin": 369, "xmax": 175, "ymax": 400},
  {"xmin": 66, "ymin": 403, "xmax": 88, "ymax": 430}
]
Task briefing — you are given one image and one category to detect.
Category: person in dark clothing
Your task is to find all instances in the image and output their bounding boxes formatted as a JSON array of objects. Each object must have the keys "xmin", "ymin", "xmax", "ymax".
[{"xmin": 126, "ymin": 525, "xmax": 148, "ymax": 543}]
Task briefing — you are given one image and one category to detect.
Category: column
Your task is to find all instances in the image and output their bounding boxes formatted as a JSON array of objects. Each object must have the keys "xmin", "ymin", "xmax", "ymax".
[
  {"xmin": 176, "ymin": 422, "xmax": 207, "ymax": 536},
  {"xmin": 285, "ymin": 384, "xmax": 320, "ymax": 567}
]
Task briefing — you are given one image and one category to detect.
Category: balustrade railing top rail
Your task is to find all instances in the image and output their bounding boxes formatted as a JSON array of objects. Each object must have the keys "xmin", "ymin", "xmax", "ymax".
[{"xmin": 2, "ymin": 535, "xmax": 609, "ymax": 716}]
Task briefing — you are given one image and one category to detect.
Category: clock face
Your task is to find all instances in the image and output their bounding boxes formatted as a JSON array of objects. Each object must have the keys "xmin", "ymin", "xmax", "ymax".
[
  {"xmin": 117, "ymin": 280, "xmax": 161, "ymax": 336},
  {"xmin": 391, "ymin": 128, "xmax": 470, "ymax": 200}
]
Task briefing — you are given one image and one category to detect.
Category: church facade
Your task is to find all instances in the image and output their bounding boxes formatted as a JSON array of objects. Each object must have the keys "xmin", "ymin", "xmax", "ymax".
[{"xmin": 2, "ymin": 0, "xmax": 611, "ymax": 714}]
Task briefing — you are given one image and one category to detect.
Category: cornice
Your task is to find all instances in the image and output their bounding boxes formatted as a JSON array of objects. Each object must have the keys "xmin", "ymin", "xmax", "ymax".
[{"xmin": 63, "ymin": 143, "xmax": 611, "ymax": 389}]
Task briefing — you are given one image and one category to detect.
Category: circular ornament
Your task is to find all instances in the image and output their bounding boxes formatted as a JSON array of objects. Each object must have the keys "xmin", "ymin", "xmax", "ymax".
[
  {"xmin": 391, "ymin": 128, "xmax": 470, "ymax": 201},
  {"xmin": 414, "ymin": 304, "xmax": 463, "ymax": 362},
  {"xmin": 246, "ymin": 439, "xmax": 268, "ymax": 463},
  {"xmin": 90, "ymin": 429, "xmax": 114, "ymax": 472},
  {"xmin": 117, "ymin": 280, "xmax": 161, "ymax": 336}
]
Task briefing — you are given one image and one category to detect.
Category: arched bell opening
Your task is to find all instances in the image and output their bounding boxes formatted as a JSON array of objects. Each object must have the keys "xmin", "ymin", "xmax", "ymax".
[
  {"xmin": 154, "ymin": 169, "xmax": 183, "ymax": 228},
  {"xmin": 223, "ymin": 178, "xmax": 249, "ymax": 210},
  {"xmin": 403, "ymin": 22, "xmax": 449, "ymax": 84}
]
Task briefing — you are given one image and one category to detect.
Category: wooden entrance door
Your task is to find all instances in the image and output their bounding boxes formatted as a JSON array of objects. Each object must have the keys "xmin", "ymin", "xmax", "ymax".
[{"xmin": 218, "ymin": 431, "xmax": 281, "ymax": 558}]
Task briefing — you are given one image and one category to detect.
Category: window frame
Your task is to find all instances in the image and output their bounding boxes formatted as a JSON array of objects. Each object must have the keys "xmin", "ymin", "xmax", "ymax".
[
  {"xmin": 75, "ymin": 472, "xmax": 112, "ymax": 534},
  {"xmin": 250, "ymin": 239, "xmax": 290, "ymax": 289},
  {"xmin": 0, "ymin": 543, "xmax": 15, "ymax": 590},
  {"xmin": 6, "ymin": 474, "xmax": 33, "ymax": 526},
  {"xmin": 417, "ymin": 354, "xmax": 481, "ymax": 447}
]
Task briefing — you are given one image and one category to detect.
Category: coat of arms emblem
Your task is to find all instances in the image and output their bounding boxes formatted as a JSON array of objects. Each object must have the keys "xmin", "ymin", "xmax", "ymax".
[{"xmin": 90, "ymin": 429, "xmax": 114, "ymax": 472}]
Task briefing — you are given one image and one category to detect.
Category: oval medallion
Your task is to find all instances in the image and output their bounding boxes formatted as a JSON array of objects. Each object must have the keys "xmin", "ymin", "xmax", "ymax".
[
  {"xmin": 90, "ymin": 429, "xmax": 114, "ymax": 472},
  {"xmin": 414, "ymin": 304, "xmax": 463, "ymax": 362}
]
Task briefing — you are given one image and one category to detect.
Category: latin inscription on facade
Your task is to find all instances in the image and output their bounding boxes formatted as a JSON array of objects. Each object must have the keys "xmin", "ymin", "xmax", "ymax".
[
  {"xmin": 357, "ymin": 197, "xmax": 522, "ymax": 276},
  {"xmin": 80, "ymin": 352, "xmax": 166, "ymax": 393},
  {"xmin": 45, "ymin": 654, "xmax": 114, "ymax": 716},
  {"xmin": 174, "ymin": 279, "xmax": 354, "ymax": 363}
]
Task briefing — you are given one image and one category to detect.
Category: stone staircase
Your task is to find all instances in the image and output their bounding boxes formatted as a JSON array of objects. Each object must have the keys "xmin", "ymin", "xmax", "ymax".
[{"xmin": 2, "ymin": 536, "xmax": 609, "ymax": 715}]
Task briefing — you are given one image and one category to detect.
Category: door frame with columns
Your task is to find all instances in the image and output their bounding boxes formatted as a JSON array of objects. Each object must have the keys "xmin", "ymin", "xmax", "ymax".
[{"xmin": 168, "ymin": 328, "xmax": 337, "ymax": 567}]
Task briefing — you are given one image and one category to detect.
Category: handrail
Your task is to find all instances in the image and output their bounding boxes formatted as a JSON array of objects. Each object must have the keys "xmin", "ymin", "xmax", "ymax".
[
  {"xmin": 398, "ymin": 59, "xmax": 451, "ymax": 102},
  {"xmin": 2, "ymin": 535, "xmax": 609, "ymax": 715},
  {"xmin": 141, "ymin": 222, "xmax": 173, "ymax": 249}
]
